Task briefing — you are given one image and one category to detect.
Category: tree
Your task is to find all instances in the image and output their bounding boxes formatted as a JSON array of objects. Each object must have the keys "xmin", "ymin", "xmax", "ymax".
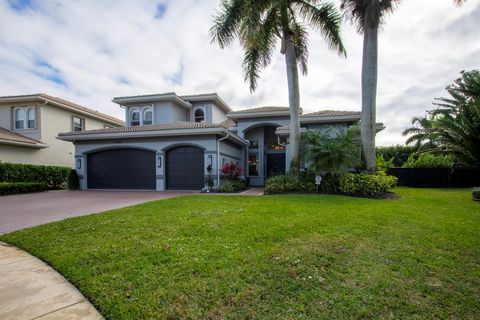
[
  {"xmin": 402, "ymin": 70, "xmax": 480, "ymax": 167},
  {"xmin": 341, "ymin": 0, "xmax": 401, "ymax": 172},
  {"xmin": 341, "ymin": 0, "xmax": 464, "ymax": 172},
  {"xmin": 301, "ymin": 129, "xmax": 360, "ymax": 175},
  {"xmin": 431, "ymin": 70, "xmax": 480, "ymax": 166},
  {"xmin": 402, "ymin": 115, "xmax": 438, "ymax": 151},
  {"xmin": 210, "ymin": 0, "xmax": 346, "ymax": 176}
]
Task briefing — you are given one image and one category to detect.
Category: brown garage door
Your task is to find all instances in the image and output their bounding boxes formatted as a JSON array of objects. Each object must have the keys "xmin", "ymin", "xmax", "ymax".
[
  {"xmin": 87, "ymin": 148, "xmax": 156, "ymax": 190},
  {"xmin": 166, "ymin": 146, "xmax": 204, "ymax": 190}
]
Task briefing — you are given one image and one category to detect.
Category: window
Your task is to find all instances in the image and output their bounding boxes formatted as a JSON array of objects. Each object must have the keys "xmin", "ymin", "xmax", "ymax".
[
  {"xmin": 14, "ymin": 108, "xmax": 26, "ymax": 129},
  {"xmin": 249, "ymin": 140, "xmax": 259, "ymax": 149},
  {"xmin": 130, "ymin": 108, "xmax": 140, "ymax": 126},
  {"xmin": 27, "ymin": 107, "xmax": 36, "ymax": 128},
  {"xmin": 143, "ymin": 108, "xmax": 153, "ymax": 125},
  {"xmin": 72, "ymin": 116, "xmax": 85, "ymax": 132},
  {"xmin": 248, "ymin": 154, "xmax": 259, "ymax": 176},
  {"xmin": 194, "ymin": 108, "xmax": 205, "ymax": 122}
]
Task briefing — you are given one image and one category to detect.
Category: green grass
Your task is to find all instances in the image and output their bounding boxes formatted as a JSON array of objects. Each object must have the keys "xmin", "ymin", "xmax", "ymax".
[{"xmin": 1, "ymin": 188, "xmax": 479, "ymax": 319}]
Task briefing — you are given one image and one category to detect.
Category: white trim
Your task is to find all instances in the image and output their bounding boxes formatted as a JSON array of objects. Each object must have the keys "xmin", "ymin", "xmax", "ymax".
[
  {"xmin": 227, "ymin": 111, "xmax": 290, "ymax": 119},
  {"xmin": 0, "ymin": 139, "xmax": 48, "ymax": 148},
  {"xmin": 113, "ymin": 93, "xmax": 191, "ymax": 109},
  {"xmin": 300, "ymin": 114, "xmax": 361, "ymax": 124},
  {"xmin": 142, "ymin": 106, "xmax": 153, "ymax": 125},
  {"xmin": 129, "ymin": 107, "xmax": 141, "ymax": 126},
  {"xmin": 193, "ymin": 106, "xmax": 206, "ymax": 123},
  {"xmin": 13, "ymin": 107, "xmax": 26, "ymax": 130}
]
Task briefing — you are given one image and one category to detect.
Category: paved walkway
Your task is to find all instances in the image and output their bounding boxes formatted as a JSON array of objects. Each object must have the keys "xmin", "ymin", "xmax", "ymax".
[
  {"xmin": 0, "ymin": 242, "xmax": 103, "ymax": 319},
  {"xmin": 0, "ymin": 190, "xmax": 191, "ymax": 234}
]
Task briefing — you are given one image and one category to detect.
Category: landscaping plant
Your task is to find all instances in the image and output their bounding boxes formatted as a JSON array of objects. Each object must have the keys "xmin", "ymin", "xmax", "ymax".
[
  {"xmin": 339, "ymin": 172, "xmax": 397, "ymax": 197},
  {"xmin": 0, "ymin": 162, "xmax": 70, "ymax": 189}
]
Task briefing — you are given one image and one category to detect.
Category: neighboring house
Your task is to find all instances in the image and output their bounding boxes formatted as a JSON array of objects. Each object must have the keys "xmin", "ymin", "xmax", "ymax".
[
  {"xmin": 58, "ymin": 92, "xmax": 384, "ymax": 190},
  {"xmin": 0, "ymin": 94, "xmax": 124, "ymax": 167}
]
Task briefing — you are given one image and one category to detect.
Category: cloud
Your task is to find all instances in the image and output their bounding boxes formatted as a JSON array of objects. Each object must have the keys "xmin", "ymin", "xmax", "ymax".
[{"xmin": 0, "ymin": 0, "xmax": 477, "ymax": 145}]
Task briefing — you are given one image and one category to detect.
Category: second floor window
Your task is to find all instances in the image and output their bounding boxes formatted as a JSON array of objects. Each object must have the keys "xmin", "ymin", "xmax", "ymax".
[
  {"xmin": 130, "ymin": 108, "xmax": 140, "ymax": 126},
  {"xmin": 194, "ymin": 108, "xmax": 205, "ymax": 122},
  {"xmin": 14, "ymin": 106, "xmax": 36, "ymax": 130},
  {"xmin": 143, "ymin": 108, "xmax": 153, "ymax": 125},
  {"xmin": 73, "ymin": 116, "xmax": 85, "ymax": 132}
]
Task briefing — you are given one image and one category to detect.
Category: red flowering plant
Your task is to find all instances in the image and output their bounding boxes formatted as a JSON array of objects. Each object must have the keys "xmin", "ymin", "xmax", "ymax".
[{"xmin": 221, "ymin": 161, "xmax": 243, "ymax": 180}]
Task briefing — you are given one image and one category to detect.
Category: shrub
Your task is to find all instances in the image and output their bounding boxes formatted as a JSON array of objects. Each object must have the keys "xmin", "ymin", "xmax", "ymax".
[
  {"xmin": 0, "ymin": 162, "xmax": 70, "ymax": 188},
  {"xmin": 403, "ymin": 153, "xmax": 454, "ymax": 168},
  {"xmin": 217, "ymin": 180, "xmax": 246, "ymax": 193},
  {"xmin": 0, "ymin": 182, "xmax": 47, "ymax": 195},
  {"xmin": 221, "ymin": 161, "xmax": 243, "ymax": 180},
  {"xmin": 68, "ymin": 169, "xmax": 80, "ymax": 190},
  {"xmin": 376, "ymin": 155, "xmax": 394, "ymax": 174},
  {"xmin": 376, "ymin": 145, "xmax": 416, "ymax": 167},
  {"xmin": 473, "ymin": 188, "xmax": 480, "ymax": 201},
  {"xmin": 339, "ymin": 172, "xmax": 398, "ymax": 197},
  {"xmin": 265, "ymin": 175, "xmax": 315, "ymax": 194}
]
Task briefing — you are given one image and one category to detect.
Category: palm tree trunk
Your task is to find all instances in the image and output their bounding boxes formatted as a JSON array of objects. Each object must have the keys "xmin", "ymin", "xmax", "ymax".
[
  {"xmin": 284, "ymin": 34, "xmax": 301, "ymax": 176},
  {"xmin": 361, "ymin": 25, "xmax": 378, "ymax": 172}
]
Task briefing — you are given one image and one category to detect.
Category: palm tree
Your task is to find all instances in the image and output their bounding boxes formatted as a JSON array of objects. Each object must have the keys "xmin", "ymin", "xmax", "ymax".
[
  {"xmin": 341, "ymin": 0, "xmax": 464, "ymax": 172},
  {"xmin": 402, "ymin": 116, "xmax": 438, "ymax": 151},
  {"xmin": 210, "ymin": 0, "xmax": 346, "ymax": 176},
  {"xmin": 301, "ymin": 129, "xmax": 360, "ymax": 175},
  {"xmin": 431, "ymin": 70, "xmax": 480, "ymax": 166},
  {"xmin": 340, "ymin": 0, "xmax": 401, "ymax": 172}
]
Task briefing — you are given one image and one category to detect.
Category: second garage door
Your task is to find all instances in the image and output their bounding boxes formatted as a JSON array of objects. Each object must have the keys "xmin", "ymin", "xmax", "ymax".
[
  {"xmin": 87, "ymin": 148, "xmax": 156, "ymax": 190},
  {"xmin": 166, "ymin": 146, "xmax": 204, "ymax": 190}
]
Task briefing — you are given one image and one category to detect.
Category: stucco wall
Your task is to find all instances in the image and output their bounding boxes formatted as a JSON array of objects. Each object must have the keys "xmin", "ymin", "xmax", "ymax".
[{"xmin": 0, "ymin": 103, "xmax": 117, "ymax": 167}]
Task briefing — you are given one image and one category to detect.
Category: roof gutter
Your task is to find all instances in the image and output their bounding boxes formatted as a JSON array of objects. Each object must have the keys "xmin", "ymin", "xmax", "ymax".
[{"xmin": 0, "ymin": 139, "xmax": 48, "ymax": 149}]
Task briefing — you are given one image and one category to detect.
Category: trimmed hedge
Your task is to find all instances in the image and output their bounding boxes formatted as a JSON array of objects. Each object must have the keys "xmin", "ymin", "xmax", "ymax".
[
  {"xmin": 265, "ymin": 175, "xmax": 315, "ymax": 195},
  {"xmin": 339, "ymin": 173, "xmax": 398, "ymax": 197},
  {"xmin": 0, "ymin": 182, "xmax": 47, "ymax": 195},
  {"xmin": 376, "ymin": 145, "xmax": 416, "ymax": 167},
  {"xmin": 68, "ymin": 169, "xmax": 80, "ymax": 190},
  {"xmin": 0, "ymin": 162, "xmax": 70, "ymax": 188},
  {"xmin": 217, "ymin": 180, "xmax": 246, "ymax": 193}
]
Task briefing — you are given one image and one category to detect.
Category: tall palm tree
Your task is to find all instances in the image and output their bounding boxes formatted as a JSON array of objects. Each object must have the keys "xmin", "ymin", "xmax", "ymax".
[
  {"xmin": 341, "ymin": 0, "xmax": 464, "ymax": 172},
  {"xmin": 210, "ymin": 0, "xmax": 346, "ymax": 176},
  {"xmin": 340, "ymin": 0, "xmax": 401, "ymax": 172}
]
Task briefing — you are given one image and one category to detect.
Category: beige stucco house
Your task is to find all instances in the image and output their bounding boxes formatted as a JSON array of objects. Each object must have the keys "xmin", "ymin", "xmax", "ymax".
[{"xmin": 0, "ymin": 94, "xmax": 124, "ymax": 167}]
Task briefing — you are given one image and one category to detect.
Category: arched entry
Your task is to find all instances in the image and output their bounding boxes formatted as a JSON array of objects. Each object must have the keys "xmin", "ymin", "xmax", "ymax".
[
  {"xmin": 87, "ymin": 148, "xmax": 156, "ymax": 189},
  {"xmin": 166, "ymin": 146, "xmax": 204, "ymax": 190}
]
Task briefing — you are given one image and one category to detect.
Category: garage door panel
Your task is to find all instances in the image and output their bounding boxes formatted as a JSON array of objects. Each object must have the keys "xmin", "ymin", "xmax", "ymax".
[
  {"xmin": 166, "ymin": 146, "xmax": 204, "ymax": 190},
  {"xmin": 87, "ymin": 148, "xmax": 156, "ymax": 190}
]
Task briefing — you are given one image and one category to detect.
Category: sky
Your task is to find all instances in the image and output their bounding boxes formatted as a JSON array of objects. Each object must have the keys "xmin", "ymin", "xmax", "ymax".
[{"xmin": 0, "ymin": 0, "xmax": 478, "ymax": 145}]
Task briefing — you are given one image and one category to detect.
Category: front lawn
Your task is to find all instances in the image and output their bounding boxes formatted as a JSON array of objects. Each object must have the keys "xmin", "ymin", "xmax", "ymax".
[{"xmin": 1, "ymin": 188, "xmax": 479, "ymax": 319}]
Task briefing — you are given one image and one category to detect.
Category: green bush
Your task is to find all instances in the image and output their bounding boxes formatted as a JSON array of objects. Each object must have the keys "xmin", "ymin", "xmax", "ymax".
[
  {"xmin": 339, "ymin": 172, "xmax": 398, "ymax": 197},
  {"xmin": 376, "ymin": 145, "xmax": 416, "ymax": 167},
  {"xmin": 68, "ymin": 169, "xmax": 80, "ymax": 190},
  {"xmin": 0, "ymin": 182, "xmax": 47, "ymax": 195},
  {"xmin": 0, "ymin": 162, "xmax": 70, "ymax": 188},
  {"xmin": 376, "ymin": 155, "xmax": 394, "ymax": 174},
  {"xmin": 217, "ymin": 180, "xmax": 246, "ymax": 193},
  {"xmin": 473, "ymin": 188, "xmax": 480, "ymax": 201},
  {"xmin": 403, "ymin": 153, "xmax": 454, "ymax": 168},
  {"xmin": 265, "ymin": 175, "xmax": 315, "ymax": 195}
]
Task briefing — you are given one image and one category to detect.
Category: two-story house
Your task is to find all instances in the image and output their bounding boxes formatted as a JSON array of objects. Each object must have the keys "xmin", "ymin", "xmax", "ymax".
[
  {"xmin": 0, "ymin": 94, "xmax": 124, "ymax": 167},
  {"xmin": 58, "ymin": 92, "xmax": 384, "ymax": 190}
]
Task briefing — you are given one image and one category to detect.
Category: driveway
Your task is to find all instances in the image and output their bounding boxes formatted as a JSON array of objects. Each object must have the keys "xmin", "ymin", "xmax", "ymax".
[{"xmin": 0, "ymin": 190, "xmax": 191, "ymax": 234}]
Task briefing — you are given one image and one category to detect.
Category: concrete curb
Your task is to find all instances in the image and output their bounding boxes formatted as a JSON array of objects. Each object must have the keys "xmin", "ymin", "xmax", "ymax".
[{"xmin": 0, "ymin": 242, "xmax": 103, "ymax": 320}]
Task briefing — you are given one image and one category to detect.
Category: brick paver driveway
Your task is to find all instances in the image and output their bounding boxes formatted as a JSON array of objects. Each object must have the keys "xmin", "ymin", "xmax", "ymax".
[{"xmin": 0, "ymin": 190, "xmax": 191, "ymax": 234}]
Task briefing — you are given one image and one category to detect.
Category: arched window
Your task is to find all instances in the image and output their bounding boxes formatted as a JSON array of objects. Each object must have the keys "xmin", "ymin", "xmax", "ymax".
[
  {"xmin": 14, "ymin": 108, "xmax": 26, "ymax": 129},
  {"xmin": 27, "ymin": 107, "xmax": 36, "ymax": 129},
  {"xmin": 130, "ymin": 108, "xmax": 140, "ymax": 126},
  {"xmin": 194, "ymin": 108, "xmax": 204, "ymax": 122},
  {"xmin": 143, "ymin": 108, "xmax": 153, "ymax": 125}
]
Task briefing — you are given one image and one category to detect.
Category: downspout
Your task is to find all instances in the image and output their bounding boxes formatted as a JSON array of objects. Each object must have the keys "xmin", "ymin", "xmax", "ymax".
[{"xmin": 217, "ymin": 132, "xmax": 229, "ymax": 187}]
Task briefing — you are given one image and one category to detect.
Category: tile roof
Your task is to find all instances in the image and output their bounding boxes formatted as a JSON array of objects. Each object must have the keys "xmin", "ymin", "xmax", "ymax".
[
  {"xmin": 220, "ymin": 118, "xmax": 237, "ymax": 128},
  {"xmin": 59, "ymin": 121, "xmax": 227, "ymax": 136},
  {"xmin": 0, "ymin": 127, "xmax": 43, "ymax": 145},
  {"xmin": 228, "ymin": 106, "xmax": 290, "ymax": 114},
  {"xmin": 301, "ymin": 110, "xmax": 361, "ymax": 118},
  {"xmin": 0, "ymin": 93, "xmax": 124, "ymax": 125}
]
